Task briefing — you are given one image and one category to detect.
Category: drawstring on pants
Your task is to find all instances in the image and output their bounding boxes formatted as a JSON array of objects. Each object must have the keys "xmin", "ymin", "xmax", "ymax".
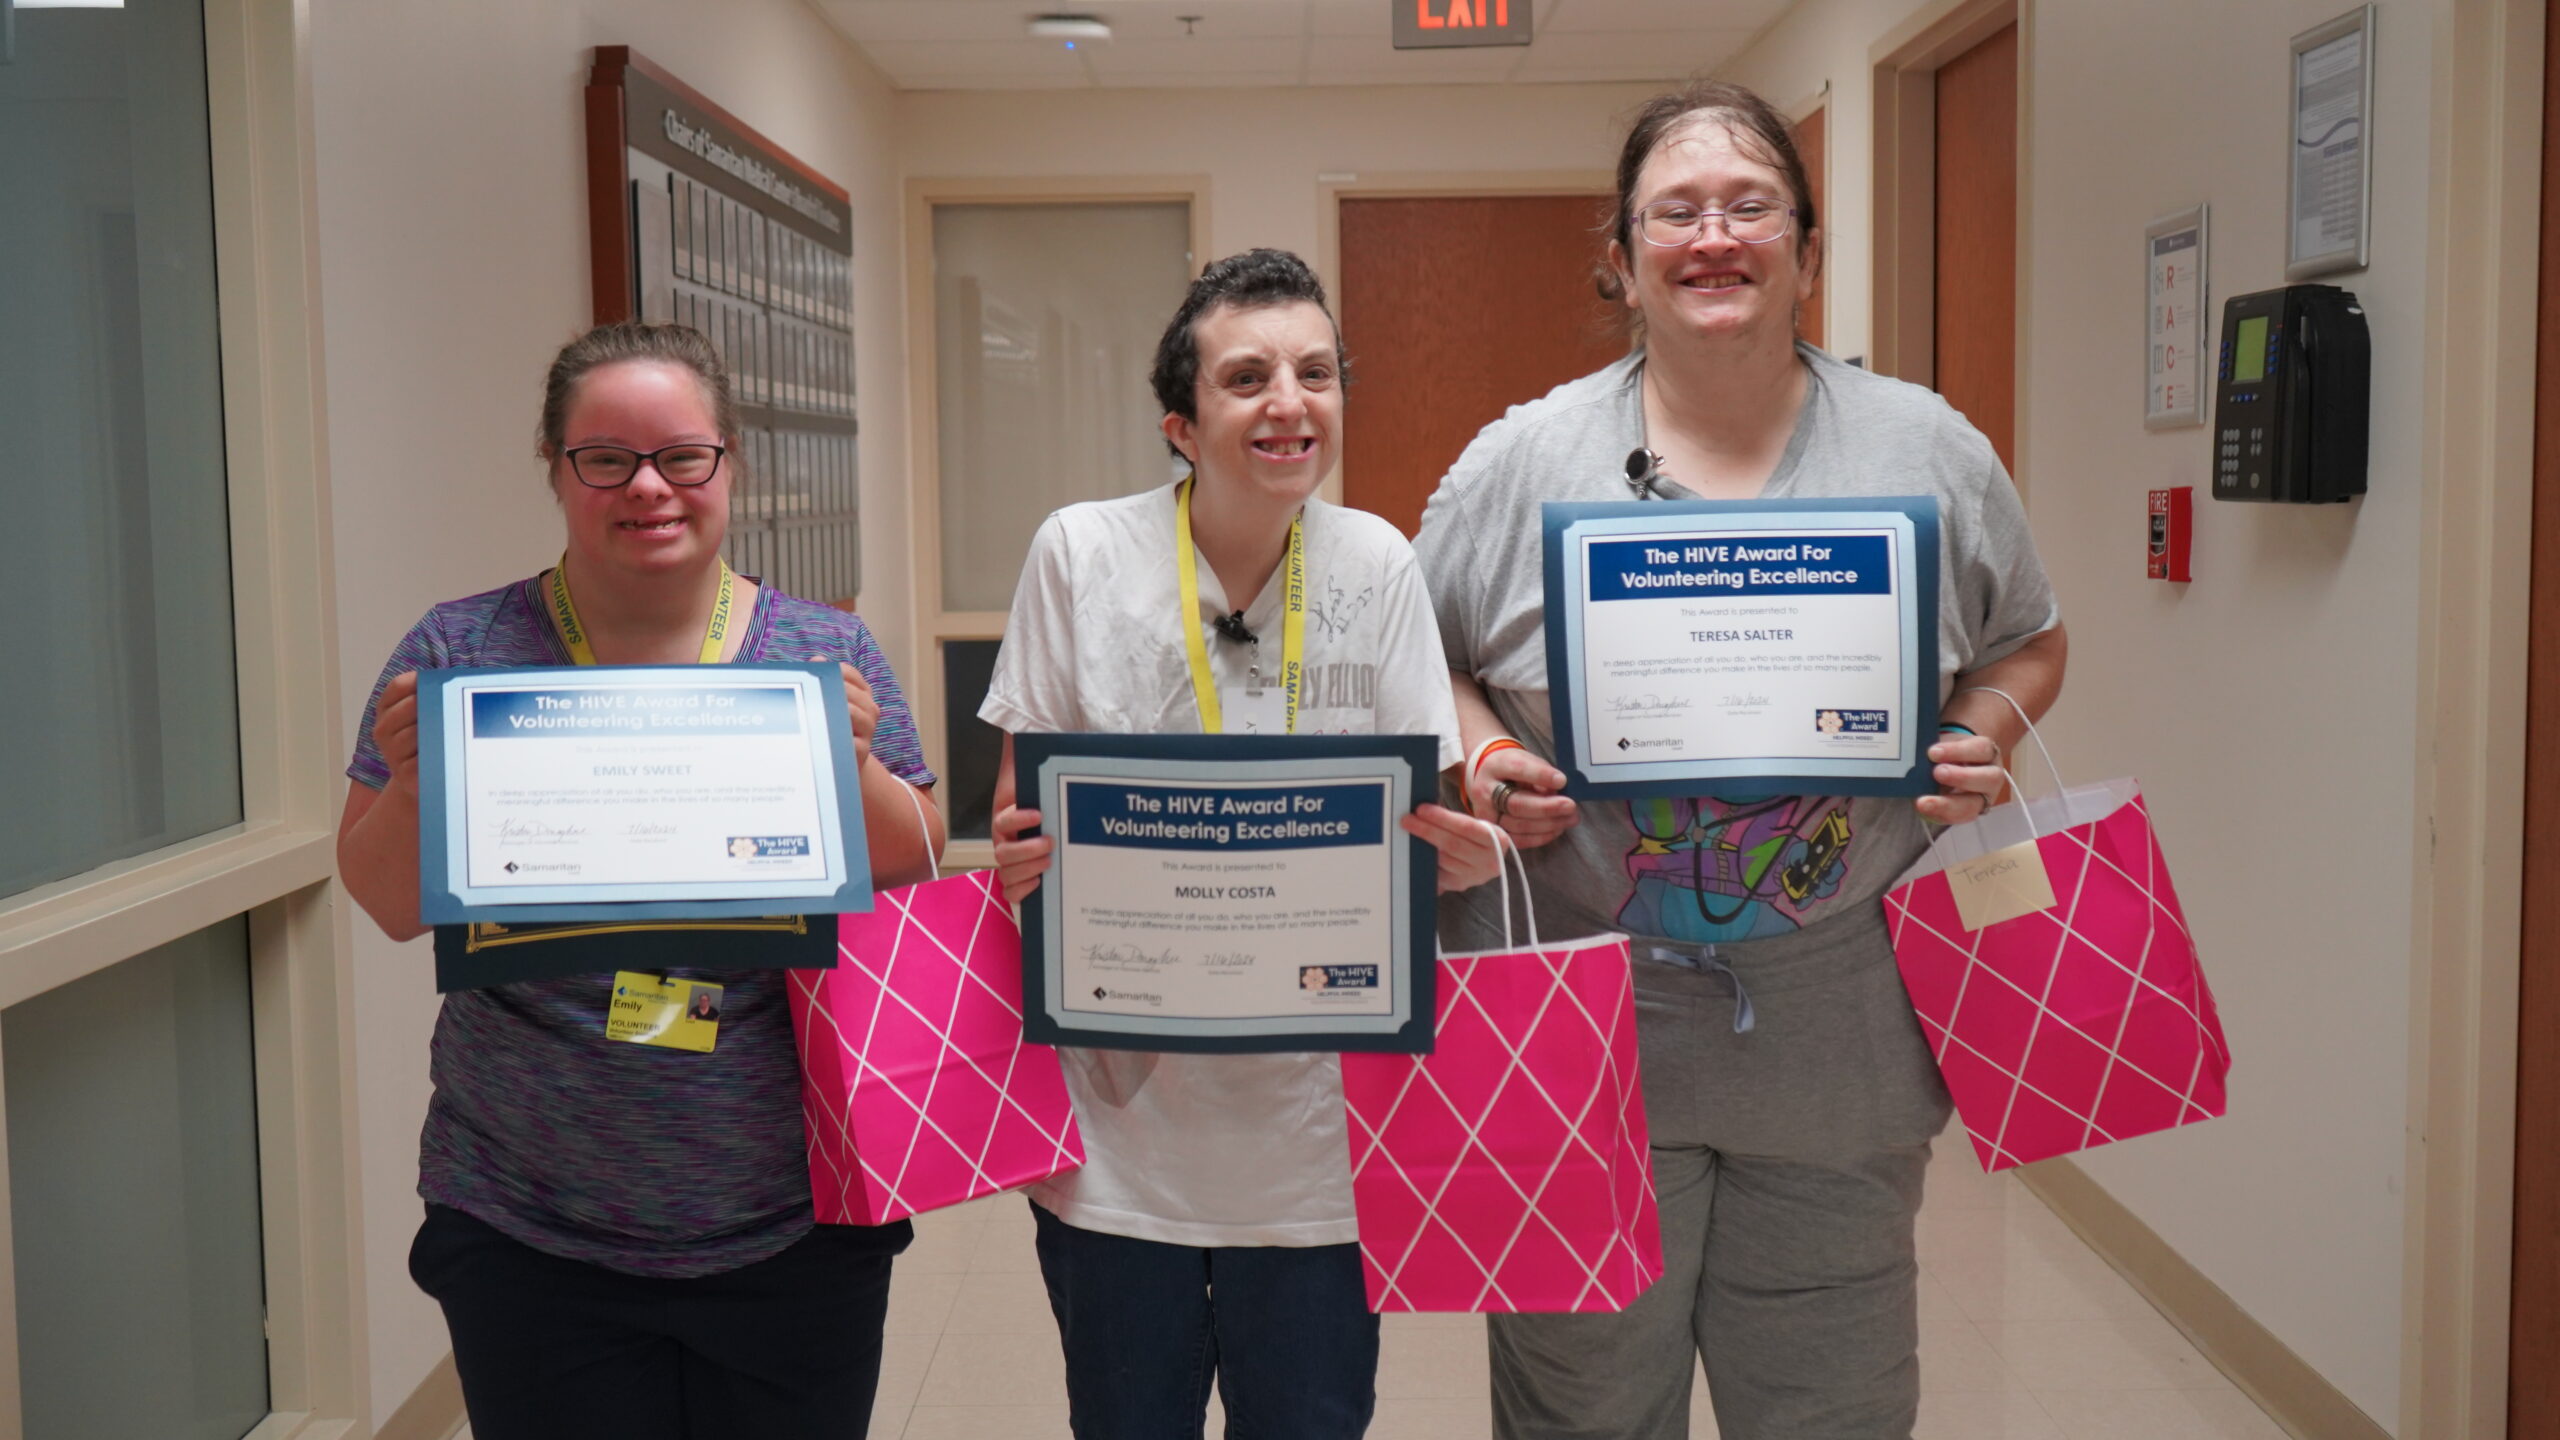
[{"xmin": 1647, "ymin": 945, "xmax": 1756, "ymax": 1034}]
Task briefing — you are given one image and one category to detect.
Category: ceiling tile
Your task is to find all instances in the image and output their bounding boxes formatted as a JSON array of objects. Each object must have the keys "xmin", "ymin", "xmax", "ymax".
[
  {"xmin": 1106, "ymin": 71, "xmax": 1310, "ymax": 88},
  {"xmin": 891, "ymin": 72, "xmax": 1100, "ymax": 91},
  {"xmin": 1309, "ymin": 0, "xmax": 1404, "ymax": 36},
  {"xmin": 1080, "ymin": 36, "xmax": 1303, "ymax": 74},
  {"xmin": 1305, "ymin": 32, "xmax": 1524, "ymax": 75},
  {"xmin": 1541, "ymin": 0, "xmax": 1785, "ymax": 31},
  {"xmin": 861, "ymin": 39, "xmax": 1096, "ymax": 81},
  {"xmin": 815, "ymin": 1, "xmax": 1041, "ymax": 45},
  {"xmin": 1509, "ymin": 27, "xmax": 1752, "ymax": 73},
  {"xmin": 1087, "ymin": 1, "xmax": 1311, "ymax": 41}
]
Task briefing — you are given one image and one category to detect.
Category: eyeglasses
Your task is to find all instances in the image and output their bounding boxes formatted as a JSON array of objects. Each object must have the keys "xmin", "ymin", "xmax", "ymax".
[
  {"xmin": 1633, "ymin": 199, "xmax": 1796, "ymax": 248},
  {"xmin": 562, "ymin": 443, "xmax": 726, "ymax": 489}
]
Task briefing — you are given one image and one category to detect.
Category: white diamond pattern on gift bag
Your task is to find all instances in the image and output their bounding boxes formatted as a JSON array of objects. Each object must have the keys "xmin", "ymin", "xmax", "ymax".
[
  {"xmin": 791, "ymin": 869, "xmax": 1084, "ymax": 1223},
  {"xmin": 1342, "ymin": 938, "xmax": 1663, "ymax": 1313},
  {"xmin": 1885, "ymin": 789, "xmax": 2230, "ymax": 1173}
]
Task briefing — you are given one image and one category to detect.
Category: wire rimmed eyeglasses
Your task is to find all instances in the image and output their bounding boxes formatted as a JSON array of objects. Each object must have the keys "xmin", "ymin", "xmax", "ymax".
[
  {"xmin": 562, "ymin": 443, "xmax": 726, "ymax": 489},
  {"xmin": 1633, "ymin": 199, "xmax": 1797, "ymax": 248}
]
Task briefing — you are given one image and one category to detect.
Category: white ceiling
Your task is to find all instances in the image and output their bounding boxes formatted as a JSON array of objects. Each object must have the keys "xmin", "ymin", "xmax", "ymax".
[{"xmin": 812, "ymin": 0, "xmax": 1787, "ymax": 91}]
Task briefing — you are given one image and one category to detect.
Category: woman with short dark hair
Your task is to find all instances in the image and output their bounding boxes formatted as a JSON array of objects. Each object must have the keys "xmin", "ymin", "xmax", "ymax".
[
  {"xmin": 983, "ymin": 248, "xmax": 1497, "ymax": 1438},
  {"xmin": 1413, "ymin": 82, "xmax": 2069, "ymax": 1437}
]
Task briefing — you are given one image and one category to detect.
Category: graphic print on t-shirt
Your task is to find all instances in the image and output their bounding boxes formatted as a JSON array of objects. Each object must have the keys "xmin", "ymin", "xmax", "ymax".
[{"xmin": 1615, "ymin": 794, "xmax": 1855, "ymax": 943}]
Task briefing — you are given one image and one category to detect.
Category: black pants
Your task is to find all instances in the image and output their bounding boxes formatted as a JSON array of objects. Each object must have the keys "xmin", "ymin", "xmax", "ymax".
[{"xmin": 410, "ymin": 1204, "xmax": 906, "ymax": 1440}]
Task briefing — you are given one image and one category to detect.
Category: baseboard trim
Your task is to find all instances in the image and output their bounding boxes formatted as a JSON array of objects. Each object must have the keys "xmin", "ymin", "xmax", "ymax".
[
  {"xmin": 2016, "ymin": 1158, "xmax": 2391, "ymax": 1440},
  {"xmin": 372, "ymin": 1354, "xmax": 465, "ymax": 1440}
]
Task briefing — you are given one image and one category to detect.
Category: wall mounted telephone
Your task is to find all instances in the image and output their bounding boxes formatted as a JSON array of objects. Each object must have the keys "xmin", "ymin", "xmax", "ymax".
[{"xmin": 2211, "ymin": 284, "xmax": 2369, "ymax": 503}]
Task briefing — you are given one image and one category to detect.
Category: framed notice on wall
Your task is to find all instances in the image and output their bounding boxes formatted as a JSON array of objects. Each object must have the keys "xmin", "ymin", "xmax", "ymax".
[
  {"xmin": 2144, "ymin": 206, "xmax": 2208, "ymax": 430},
  {"xmin": 2286, "ymin": 6, "xmax": 2374, "ymax": 280},
  {"xmin": 586, "ymin": 47, "xmax": 862, "ymax": 605}
]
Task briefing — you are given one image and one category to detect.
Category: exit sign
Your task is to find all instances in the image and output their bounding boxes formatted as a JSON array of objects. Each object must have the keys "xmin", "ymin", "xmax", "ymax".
[{"xmin": 1391, "ymin": 0, "xmax": 1532, "ymax": 49}]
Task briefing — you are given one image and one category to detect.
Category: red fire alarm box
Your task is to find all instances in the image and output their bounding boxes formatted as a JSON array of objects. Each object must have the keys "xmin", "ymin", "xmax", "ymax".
[{"xmin": 2148, "ymin": 487, "xmax": 2193, "ymax": 581}]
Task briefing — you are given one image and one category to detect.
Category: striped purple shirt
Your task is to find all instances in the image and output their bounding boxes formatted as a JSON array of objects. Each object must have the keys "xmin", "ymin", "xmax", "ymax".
[{"xmin": 350, "ymin": 576, "xmax": 934, "ymax": 1277}]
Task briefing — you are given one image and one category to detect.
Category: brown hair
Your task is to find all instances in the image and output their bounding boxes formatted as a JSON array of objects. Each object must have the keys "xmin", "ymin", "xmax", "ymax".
[
  {"xmin": 534, "ymin": 321, "xmax": 738, "ymax": 468},
  {"xmin": 1598, "ymin": 79, "xmax": 1820, "ymax": 305}
]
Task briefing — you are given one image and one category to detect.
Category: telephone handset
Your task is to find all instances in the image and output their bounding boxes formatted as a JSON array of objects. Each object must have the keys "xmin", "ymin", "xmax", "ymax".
[{"xmin": 2211, "ymin": 284, "xmax": 2370, "ymax": 504}]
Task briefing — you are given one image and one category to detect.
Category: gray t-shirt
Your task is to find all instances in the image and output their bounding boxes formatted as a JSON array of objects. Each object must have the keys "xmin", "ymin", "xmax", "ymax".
[{"xmin": 1413, "ymin": 346, "xmax": 2060, "ymax": 956}]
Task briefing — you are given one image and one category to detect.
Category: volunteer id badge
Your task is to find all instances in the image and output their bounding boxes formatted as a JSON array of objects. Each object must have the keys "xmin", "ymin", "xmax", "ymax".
[
  {"xmin": 606, "ymin": 972, "xmax": 724, "ymax": 1052},
  {"xmin": 1220, "ymin": 685, "xmax": 1287, "ymax": 735}
]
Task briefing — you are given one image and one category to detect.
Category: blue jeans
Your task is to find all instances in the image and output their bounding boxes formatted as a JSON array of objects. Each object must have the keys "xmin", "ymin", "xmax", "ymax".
[{"xmin": 1032, "ymin": 1201, "xmax": 1379, "ymax": 1439}]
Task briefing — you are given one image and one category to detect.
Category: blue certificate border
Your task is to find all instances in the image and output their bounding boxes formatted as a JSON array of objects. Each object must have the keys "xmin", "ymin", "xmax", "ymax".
[
  {"xmin": 1013, "ymin": 734, "xmax": 1439, "ymax": 1055},
  {"xmin": 416, "ymin": 663, "xmax": 872, "ymax": 924},
  {"xmin": 1540, "ymin": 498, "xmax": 1942, "ymax": 799}
]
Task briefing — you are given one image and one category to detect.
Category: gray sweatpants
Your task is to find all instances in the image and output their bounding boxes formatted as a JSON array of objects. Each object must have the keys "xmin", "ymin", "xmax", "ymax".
[{"xmin": 1488, "ymin": 913, "xmax": 1953, "ymax": 1440}]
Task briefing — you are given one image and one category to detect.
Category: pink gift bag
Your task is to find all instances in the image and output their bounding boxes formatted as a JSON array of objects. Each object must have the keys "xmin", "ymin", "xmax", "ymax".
[
  {"xmin": 1341, "ymin": 834, "xmax": 1663, "ymax": 1313},
  {"xmin": 1883, "ymin": 694, "xmax": 2230, "ymax": 1173},
  {"xmin": 789, "ymin": 787, "xmax": 1083, "ymax": 1224}
]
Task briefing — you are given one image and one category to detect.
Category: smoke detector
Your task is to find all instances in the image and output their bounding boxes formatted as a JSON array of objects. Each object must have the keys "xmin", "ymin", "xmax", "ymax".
[{"xmin": 1028, "ymin": 14, "xmax": 1113, "ymax": 42}]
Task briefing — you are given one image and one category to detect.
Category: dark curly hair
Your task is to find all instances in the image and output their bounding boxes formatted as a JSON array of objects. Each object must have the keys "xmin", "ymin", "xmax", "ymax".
[
  {"xmin": 1149, "ymin": 248, "xmax": 1349, "ymax": 457},
  {"xmin": 1599, "ymin": 79, "xmax": 1821, "ymax": 305}
]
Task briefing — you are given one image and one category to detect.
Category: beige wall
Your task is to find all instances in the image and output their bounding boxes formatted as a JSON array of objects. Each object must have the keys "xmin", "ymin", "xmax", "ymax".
[
  {"xmin": 896, "ymin": 81, "xmax": 1661, "ymax": 289},
  {"xmin": 307, "ymin": 0, "xmax": 905, "ymax": 1424},
  {"xmin": 1724, "ymin": 0, "xmax": 2431, "ymax": 1429}
]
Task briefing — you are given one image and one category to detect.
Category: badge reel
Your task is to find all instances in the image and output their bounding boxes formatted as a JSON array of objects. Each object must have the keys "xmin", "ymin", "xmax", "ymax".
[{"xmin": 1212, "ymin": 610, "xmax": 1286, "ymax": 735}]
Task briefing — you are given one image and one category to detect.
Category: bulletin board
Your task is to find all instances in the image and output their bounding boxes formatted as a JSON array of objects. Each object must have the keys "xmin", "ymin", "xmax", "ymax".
[{"xmin": 585, "ymin": 46, "xmax": 861, "ymax": 604}]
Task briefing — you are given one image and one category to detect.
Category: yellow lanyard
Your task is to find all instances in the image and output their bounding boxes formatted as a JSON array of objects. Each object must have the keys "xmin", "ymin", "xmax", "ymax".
[
  {"xmin": 1175, "ymin": 476, "xmax": 1305, "ymax": 735},
  {"xmin": 546, "ymin": 555, "xmax": 737, "ymax": 666}
]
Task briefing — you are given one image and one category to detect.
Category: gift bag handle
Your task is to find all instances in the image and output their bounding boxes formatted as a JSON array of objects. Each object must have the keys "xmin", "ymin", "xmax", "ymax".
[
  {"xmin": 890, "ymin": 776, "xmax": 945, "ymax": 873},
  {"xmin": 1947, "ymin": 684, "xmax": 2064, "ymax": 795},
  {"xmin": 1477, "ymin": 818, "xmax": 1543, "ymax": 954}
]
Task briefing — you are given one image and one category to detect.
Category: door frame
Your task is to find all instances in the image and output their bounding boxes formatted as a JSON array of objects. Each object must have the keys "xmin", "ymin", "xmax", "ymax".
[
  {"xmin": 2425, "ymin": 0, "xmax": 2553, "ymax": 1435},
  {"xmin": 900, "ymin": 176, "xmax": 1211, "ymax": 872},
  {"xmin": 1868, "ymin": 0, "xmax": 2030, "ymax": 489},
  {"xmin": 1317, "ymin": 170, "xmax": 1613, "ymax": 510}
]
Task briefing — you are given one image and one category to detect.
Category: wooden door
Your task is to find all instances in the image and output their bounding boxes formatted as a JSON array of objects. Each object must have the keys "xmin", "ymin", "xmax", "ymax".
[
  {"xmin": 1933, "ymin": 23, "xmax": 2018, "ymax": 474},
  {"xmin": 1797, "ymin": 104, "xmax": 1827, "ymax": 348},
  {"xmin": 2509, "ymin": 4, "xmax": 2560, "ymax": 1428},
  {"xmin": 1338, "ymin": 195, "xmax": 1628, "ymax": 537}
]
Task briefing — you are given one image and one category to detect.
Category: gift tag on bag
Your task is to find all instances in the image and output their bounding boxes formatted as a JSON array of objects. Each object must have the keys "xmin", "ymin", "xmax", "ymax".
[{"xmin": 1946, "ymin": 841, "xmax": 2058, "ymax": 931}]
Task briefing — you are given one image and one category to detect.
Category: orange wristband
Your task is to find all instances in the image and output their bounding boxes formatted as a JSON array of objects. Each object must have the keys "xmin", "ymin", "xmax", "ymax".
[{"xmin": 1466, "ymin": 738, "xmax": 1527, "ymax": 814}]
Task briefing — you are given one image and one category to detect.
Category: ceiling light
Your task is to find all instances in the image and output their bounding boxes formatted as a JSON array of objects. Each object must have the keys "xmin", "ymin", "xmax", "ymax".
[{"xmin": 1029, "ymin": 14, "xmax": 1112, "ymax": 43}]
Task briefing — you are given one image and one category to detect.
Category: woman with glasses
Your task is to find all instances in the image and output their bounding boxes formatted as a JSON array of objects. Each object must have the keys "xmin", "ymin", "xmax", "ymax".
[
  {"xmin": 1412, "ymin": 81, "xmax": 2068, "ymax": 1437},
  {"xmin": 336, "ymin": 322, "xmax": 940, "ymax": 1440}
]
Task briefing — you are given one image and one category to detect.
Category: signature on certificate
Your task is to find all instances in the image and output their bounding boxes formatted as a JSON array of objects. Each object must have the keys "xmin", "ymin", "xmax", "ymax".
[
  {"xmin": 1080, "ymin": 942, "xmax": 1179, "ymax": 971},
  {"xmin": 1607, "ymin": 692, "xmax": 1697, "ymax": 715},
  {"xmin": 1717, "ymin": 692, "xmax": 1774, "ymax": 709},
  {"xmin": 496, "ymin": 819, "xmax": 589, "ymax": 841}
]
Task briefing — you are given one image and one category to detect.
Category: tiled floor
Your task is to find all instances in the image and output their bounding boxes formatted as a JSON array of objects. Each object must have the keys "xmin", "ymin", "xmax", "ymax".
[{"xmin": 459, "ymin": 1132, "xmax": 2292, "ymax": 1440}]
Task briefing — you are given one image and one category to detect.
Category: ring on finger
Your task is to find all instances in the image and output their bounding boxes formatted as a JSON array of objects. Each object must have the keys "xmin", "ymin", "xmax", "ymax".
[{"xmin": 1490, "ymin": 780, "xmax": 1516, "ymax": 820}]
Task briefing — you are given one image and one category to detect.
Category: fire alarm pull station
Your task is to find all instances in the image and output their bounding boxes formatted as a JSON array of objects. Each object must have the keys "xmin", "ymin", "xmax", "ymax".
[
  {"xmin": 2211, "ymin": 284, "xmax": 2369, "ymax": 503},
  {"xmin": 2148, "ymin": 487, "xmax": 2193, "ymax": 582}
]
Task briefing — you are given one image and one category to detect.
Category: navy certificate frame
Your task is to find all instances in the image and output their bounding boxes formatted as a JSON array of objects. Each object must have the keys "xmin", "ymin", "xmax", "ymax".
[
  {"xmin": 1013, "ymin": 734, "xmax": 1439, "ymax": 1055},
  {"xmin": 1541, "ymin": 498, "xmax": 1942, "ymax": 800},
  {"xmin": 416, "ymin": 663, "xmax": 872, "ymax": 925}
]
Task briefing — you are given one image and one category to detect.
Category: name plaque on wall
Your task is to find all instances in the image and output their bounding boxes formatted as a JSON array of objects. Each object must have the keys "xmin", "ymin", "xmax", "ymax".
[{"xmin": 586, "ymin": 46, "xmax": 861, "ymax": 604}]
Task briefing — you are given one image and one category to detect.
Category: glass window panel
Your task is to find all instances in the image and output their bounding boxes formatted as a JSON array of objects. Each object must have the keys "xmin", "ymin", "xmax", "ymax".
[
  {"xmin": 0, "ymin": 0, "xmax": 243, "ymax": 902},
  {"xmin": 940, "ymin": 639, "xmax": 1004, "ymax": 842},
  {"xmin": 934, "ymin": 202, "xmax": 1192, "ymax": 614},
  {"xmin": 7, "ymin": 916, "xmax": 268, "ymax": 1440}
]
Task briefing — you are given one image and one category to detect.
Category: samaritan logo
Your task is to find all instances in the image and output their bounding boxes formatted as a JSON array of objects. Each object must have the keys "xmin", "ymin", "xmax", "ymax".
[
  {"xmin": 1617, "ymin": 736, "xmax": 1684, "ymax": 752},
  {"xmin": 727, "ymin": 835, "xmax": 811, "ymax": 860},
  {"xmin": 1815, "ymin": 709, "xmax": 1891, "ymax": 736},
  {"xmin": 1091, "ymin": 985, "xmax": 1163, "ymax": 1008}
]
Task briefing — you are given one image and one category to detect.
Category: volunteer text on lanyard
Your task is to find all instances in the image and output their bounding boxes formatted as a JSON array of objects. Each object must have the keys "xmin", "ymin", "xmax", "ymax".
[
  {"xmin": 1175, "ymin": 476, "xmax": 1305, "ymax": 735},
  {"xmin": 546, "ymin": 554, "xmax": 738, "ymax": 666},
  {"xmin": 545, "ymin": 554, "xmax": 741, "ymax": 1054}
]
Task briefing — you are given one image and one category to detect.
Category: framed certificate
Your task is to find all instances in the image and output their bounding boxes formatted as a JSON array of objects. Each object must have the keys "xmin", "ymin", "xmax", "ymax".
[
  {"xmin": 2287, "ymin": 5, "xmax": 2374, "ymax": 281},
  {"xmin": 1541, "ymin": 498, "xmax": 1941, "ymax": 799},
  {"xmin": 415, "ymin": 663, "xmax": 872, "ymax": 925},
  {"xmin": 1013, "ymin": 734, "xmax": 1439, "ymax": 1055}
]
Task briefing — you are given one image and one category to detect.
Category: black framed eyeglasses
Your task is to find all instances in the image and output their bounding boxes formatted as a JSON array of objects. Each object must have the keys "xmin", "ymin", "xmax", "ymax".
[
  {"xmin": 562, "ymin": 443, "xmax": 726, "ymax": 489},
  {"xmin": 1633, "ymin": 199, "xmax": 1797, "ymax": 247}
]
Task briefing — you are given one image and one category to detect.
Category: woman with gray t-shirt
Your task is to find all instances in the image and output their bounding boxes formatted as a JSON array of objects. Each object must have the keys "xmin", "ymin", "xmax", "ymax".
[{"xmin": 1411, "ymin": 81, "xmax": 2068, "ymax": 1439}]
